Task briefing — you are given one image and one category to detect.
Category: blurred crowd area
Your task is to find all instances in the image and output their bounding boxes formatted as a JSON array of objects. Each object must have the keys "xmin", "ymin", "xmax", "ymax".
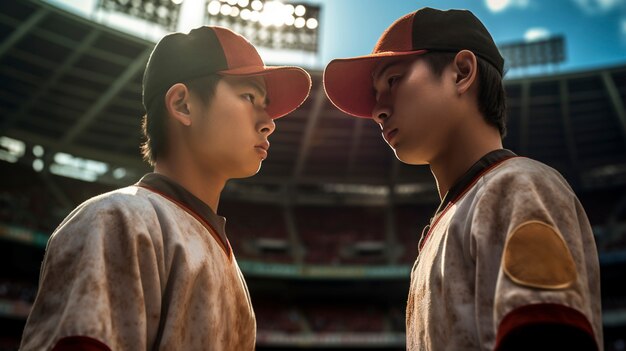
[
  {"xmin": 1, "ymin": 160, "xmax": 626, "ymax": 349},
  {"xmin": 2, "ymin": 162, "xmax": 625, "ymax": 266}
]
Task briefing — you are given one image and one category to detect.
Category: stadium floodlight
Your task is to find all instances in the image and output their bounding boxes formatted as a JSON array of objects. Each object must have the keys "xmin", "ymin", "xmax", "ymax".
[
  {"xmin": 96, "ymin": 0, "xmax": 184, "ymax": 30},
  {"xmin": 0, "ymin": 136, "xmax": 25, "ymax": 163},
  {"xmin": 294, "ymin": 4, "xmax": 305, "ymax": 16},
  {"xmin": 204, "ymin": 0, "xmax": 321, "ymax": 52},
  {"xmin": 499, "ymin": 35, "xmax": 566, "ymax": 70}
]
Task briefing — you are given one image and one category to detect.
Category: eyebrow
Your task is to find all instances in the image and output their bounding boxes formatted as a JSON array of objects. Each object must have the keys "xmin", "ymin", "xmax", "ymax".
[
  {"xmin": 371, "ymin": 60, "xmax": 401, "ymax": 81},
  {"xmin": 371, "ymin": 61, "xmax": 401, "ymax": 99},
  {"xmin": 244, "ymin": 80, "xmax": 270, "ymax": 107}
]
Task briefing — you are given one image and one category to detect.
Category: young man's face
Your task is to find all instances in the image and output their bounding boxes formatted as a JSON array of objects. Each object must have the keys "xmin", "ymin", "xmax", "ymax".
[
  {"xmin": 371, "ymin": 57, "xmax": 460, "ymax": 165},
  {"xmin": 187, "ymin": 75, "xmax": 274, "ymax": 179}
]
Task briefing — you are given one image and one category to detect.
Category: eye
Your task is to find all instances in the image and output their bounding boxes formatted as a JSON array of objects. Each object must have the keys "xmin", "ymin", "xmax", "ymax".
[
  {"xmin": 388, "ymin": 75, "xmax": 401, "ymax": 87},
  {"xmin": 242, "ymin": 93, "xmax": 255, "ymax": 104}
]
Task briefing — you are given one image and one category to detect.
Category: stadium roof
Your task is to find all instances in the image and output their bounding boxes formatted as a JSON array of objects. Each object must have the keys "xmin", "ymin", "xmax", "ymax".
[{"xmin": 1, "ymin": 0, "xmax": 625, "ymax": 195}]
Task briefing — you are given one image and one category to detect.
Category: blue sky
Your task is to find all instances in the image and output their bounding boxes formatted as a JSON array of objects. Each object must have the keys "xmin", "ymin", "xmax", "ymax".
[{"xmin": 306, "ymin": 0, "xmax": 626, "ymax": 74}]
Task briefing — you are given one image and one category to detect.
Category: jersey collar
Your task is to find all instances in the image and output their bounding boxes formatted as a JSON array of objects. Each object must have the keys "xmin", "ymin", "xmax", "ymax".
[
  {"xmin": 417, "ymin": 149, "xmax": 518, "ymax": 253},
  {"xmin": 433, "ymin": 148, "xmax": 518, "ymax": 218},
  {"xmin": 136, "ymin": 173, "xmax": 229, "ymax": 248}
]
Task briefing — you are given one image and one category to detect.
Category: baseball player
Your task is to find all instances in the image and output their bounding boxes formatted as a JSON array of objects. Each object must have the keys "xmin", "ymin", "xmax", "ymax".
[
  {"xmin": 20, "ymin": 26, "xmax": 311, "ymax": 350},
  {"xmin": 324, "ymin": 8, "xmax": 603, "ymax": 350}
]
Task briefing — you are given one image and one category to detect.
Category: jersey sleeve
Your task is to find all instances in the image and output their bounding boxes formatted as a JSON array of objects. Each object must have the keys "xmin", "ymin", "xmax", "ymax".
[
  {"xmin": 20, "ymin": 192, "xmax": 163, "ymax": 351},
  {"xmin": 470, "ymin": 166, "xmax": 603, "ymax": 350}
]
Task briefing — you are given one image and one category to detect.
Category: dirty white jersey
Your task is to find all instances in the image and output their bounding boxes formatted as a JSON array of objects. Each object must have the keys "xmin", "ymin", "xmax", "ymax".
[
  {"xmin": 406, "ymin": 149, "xmax": 603, "ymax": 350},
  {"xmin": 21, "ymin": 173, "xmax": 256, "ymax": 351}
]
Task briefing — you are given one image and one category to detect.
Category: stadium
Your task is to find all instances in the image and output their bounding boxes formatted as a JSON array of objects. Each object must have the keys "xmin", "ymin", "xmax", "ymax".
[{"xmin": 1, "ymin": 0, "xmax": 625, "ymax": 350}]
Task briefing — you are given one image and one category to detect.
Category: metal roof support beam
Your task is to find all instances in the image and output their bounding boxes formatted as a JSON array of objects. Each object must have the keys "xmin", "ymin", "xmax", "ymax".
[
  {"xmin": 283, "ymin": 201, "xmax": 304, "ymax": 265},
  {"xmin": 0, "ymin": 7, "xmax": 48, "ymax": 59},
  {"xmin": 346, "ymin": 118, "xmax": 364, "ymax": 176},
  {"xmin": 287, "ymin": 87, "xmax": 326, "ymax": 263},
  {"xmin": 3, "ymin": 30, "xmax": 101, "ymax": 131},
  {"xmin": 390, "ymin": 151, "xmax": 401, "ymax": 183},
  {"xmin": 608, "ymin": 190, "xmax": 626, "ymax": 225},
  {"xmin": 386, "ymin": 157, "xmax": 401, "ymax": 264},
  {"xmin": 39, "ymin": 170, "xmax": 74, "ymax": 211},
  {"xmin": 30, "ymin": 27, "xmax": 131, "ymax": 66},
  {"xmin": 559, "ymin": 79, "xmax": 580, "ymax": 177},
  {"xmin": 60, "ymin": 48, "xmax": 151, "ymax": 145},
  {"xmin": 519, "ymin": 80, "xmax": 531, "ymax": 155},
  {"xmin": 385, "ymin": 202, "xmax": 400, "ymax": 264},
  {"xmin": 601, "ymin": 70, "xmax": 626, "ymax": 142},
  {"xmin": 291, "ymin": 86, "xmax": 326, "ymax": 181}
]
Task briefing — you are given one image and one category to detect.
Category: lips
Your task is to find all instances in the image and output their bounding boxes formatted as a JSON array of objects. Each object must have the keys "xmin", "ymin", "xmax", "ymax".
[
  {"xmin": 255, "ymin": 141, "xmax": 270, "ymax": 159},
  {"xmin": 384, "ymin": 128, "xmax": 398, "ymax": 143},
  {"xmin": 255, "ymin": 141, "xmax": 270, "ymax": 151}
]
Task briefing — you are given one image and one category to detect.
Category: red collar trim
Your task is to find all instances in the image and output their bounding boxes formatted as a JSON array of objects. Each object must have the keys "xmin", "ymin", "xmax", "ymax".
[
  {"xmin": 419, "ymin": 155, "xmax": 520, "ymax": 251},
  {"xmin": 137, "ymin": 184, "xmax": 232, "ymax": 260}
]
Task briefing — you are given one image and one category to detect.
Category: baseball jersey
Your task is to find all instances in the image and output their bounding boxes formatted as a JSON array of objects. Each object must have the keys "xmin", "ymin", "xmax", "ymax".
[
  {"xmin": 20, "ymin": 173, "xmax": 256, "ymax": 351},
  {"xmin": 406, "ymin": 149, "xmax": 603, "ymax": 350}
]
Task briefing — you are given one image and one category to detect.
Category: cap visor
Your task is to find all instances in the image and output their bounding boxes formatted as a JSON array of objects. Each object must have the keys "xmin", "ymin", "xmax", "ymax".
[
  {"xmin": 219, "ymin": 66, "xmax": 312, "ymax": 119},
  {"xmin": 323, "ymin": 50, "xmax": 427, "ymax": 118}
]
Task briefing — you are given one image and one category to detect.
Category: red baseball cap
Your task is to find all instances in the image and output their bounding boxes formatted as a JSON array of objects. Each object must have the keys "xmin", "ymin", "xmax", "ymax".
[
  {"xmin": 323, "ymin": 8, "xmax": 504, "ymax": 118},
  {"xmin": 143, "ymin": 26, "xmax": 312, "ymax": 119}
]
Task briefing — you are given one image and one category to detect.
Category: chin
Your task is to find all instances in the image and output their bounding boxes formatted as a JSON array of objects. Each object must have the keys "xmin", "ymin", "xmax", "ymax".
[
  {"xmin": 253, "ymin": 163, "xmax": 263, "ymax": 175},
  {"xmin": 230, "ymin": 163, "xmax": 263, "ymax": 179},
  {"xmin": 249, "ymin": 161, "xmax": 264, "ymax": 176},
  {"xmin": 395, "ymin": 149, "xmax": 428, "ymax": 166}
]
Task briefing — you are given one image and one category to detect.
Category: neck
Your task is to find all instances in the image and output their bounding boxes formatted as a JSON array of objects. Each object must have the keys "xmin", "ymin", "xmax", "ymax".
[
  {"xmin": 153, "ymin": 156, "xmax": 225, "ymax": 213},
  {"xmin": 429, "ymin": 125, "xmax": 503, "ymax": 200}
]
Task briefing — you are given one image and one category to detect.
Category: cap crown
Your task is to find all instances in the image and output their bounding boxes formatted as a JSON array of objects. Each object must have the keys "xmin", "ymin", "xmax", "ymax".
[
  {"xmin": 142, "ymin": 26, "xmax": 265, "ymax": 112},
  {"xmin": 374, "ymin": 8, "xmax": 504, "ymax": 74}
]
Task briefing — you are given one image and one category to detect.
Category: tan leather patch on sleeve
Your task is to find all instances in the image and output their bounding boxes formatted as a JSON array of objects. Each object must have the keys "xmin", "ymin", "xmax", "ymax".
[{"xmin": 503, "ymin": 221, "xmax": 577, "ymax": 290}]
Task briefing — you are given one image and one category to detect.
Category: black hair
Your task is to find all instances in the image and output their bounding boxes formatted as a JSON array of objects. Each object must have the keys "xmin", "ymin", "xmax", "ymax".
[{"xmin": 418, "ymin": 52, "xmax": 507, "ymax": 137}]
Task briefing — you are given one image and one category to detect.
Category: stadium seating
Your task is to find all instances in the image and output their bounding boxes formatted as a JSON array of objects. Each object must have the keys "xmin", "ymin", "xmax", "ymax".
[{"xmin": 295, "ymin": 206, "xmax": 387, "ymax": 265}]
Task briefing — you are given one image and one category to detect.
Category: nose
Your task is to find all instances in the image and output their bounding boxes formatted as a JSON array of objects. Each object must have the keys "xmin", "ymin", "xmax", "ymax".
[
  {"xmin": 372, "ymin": 102, "xmax": 392, "ymax": 126},
  {"xmin": 258, "ymin": 111, "xmax": 276, "ymax": 136}
]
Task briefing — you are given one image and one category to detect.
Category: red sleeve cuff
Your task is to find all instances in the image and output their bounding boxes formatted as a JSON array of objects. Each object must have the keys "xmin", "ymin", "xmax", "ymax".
[
  {"xmin": 52, "ymin": 336, "xmax": 111, "ymax": 351},
  {"xmin": 495, "ymin": 303, "xmax": 597, "ymax": 351}
]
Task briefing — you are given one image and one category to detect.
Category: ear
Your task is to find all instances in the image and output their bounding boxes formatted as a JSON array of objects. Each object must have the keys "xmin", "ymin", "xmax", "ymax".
[
  {"xmin": 453, "ymin": 50, "xmax": 478, "ymax": 95},
  {"xmin": 165, "ymin": 83, "xmax": 192, "ymax": 126}
]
